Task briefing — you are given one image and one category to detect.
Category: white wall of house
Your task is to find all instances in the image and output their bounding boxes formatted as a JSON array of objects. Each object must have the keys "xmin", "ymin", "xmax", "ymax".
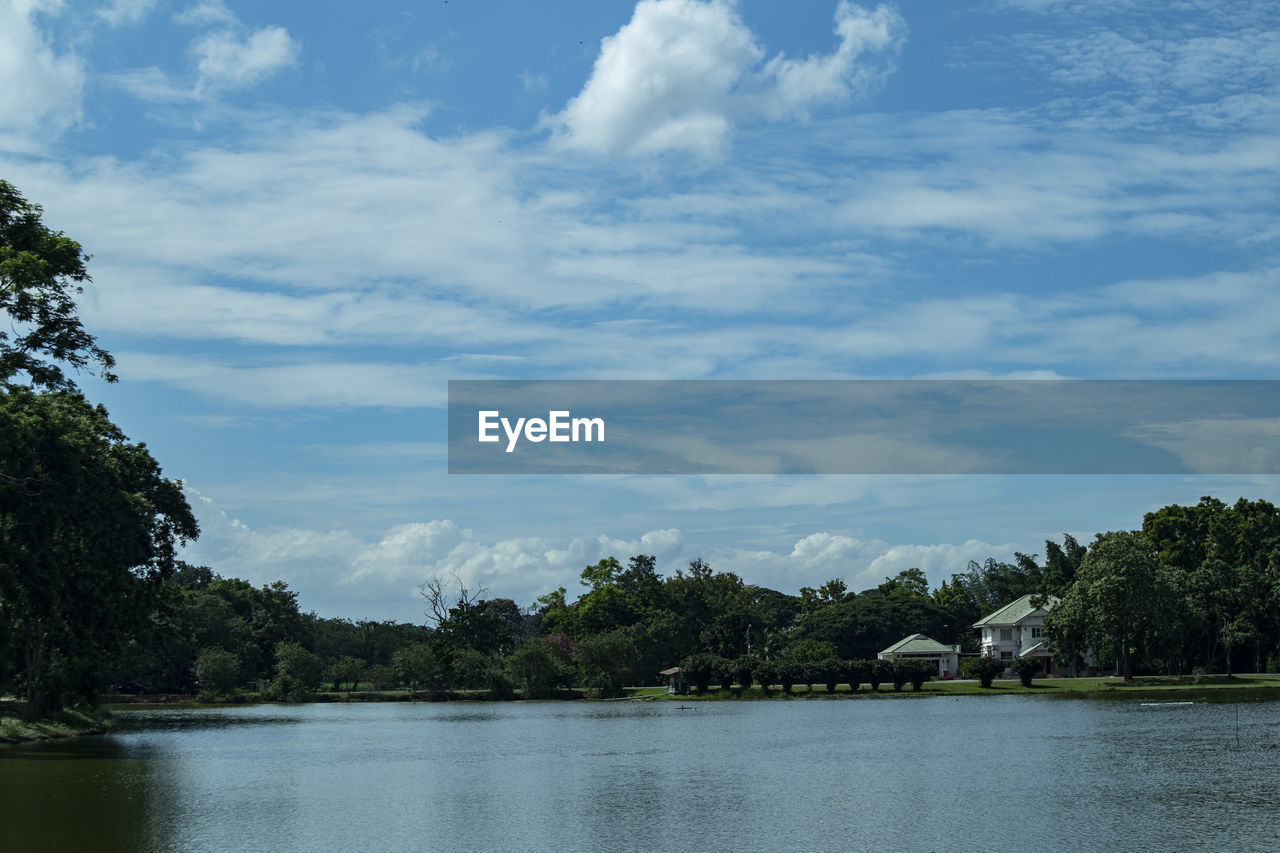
[{"xmin": 979, "ymin": 620, "xmax": 1048, "ymax": 658}]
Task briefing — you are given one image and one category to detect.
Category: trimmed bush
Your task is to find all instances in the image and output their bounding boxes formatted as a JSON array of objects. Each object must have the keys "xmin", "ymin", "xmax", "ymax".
[
  {"xmin": 754, "ymin": 660, "xmax": 776, "ymax": 695},
  {"xmin": 843, "ymin": 659, "xmax": 868, "ymax": 693},
  {"xmin": 733, "ymin": 657, "xmax": 755, "ymax": 694},
  {"xmin": 777, "ymin": 660, "xmax": 798, "ymax": 694},
  {"xmin": 1010, "ymin": 656, "xmax": 1043, "ymax": 687},
  {"xmin": 906, "ymin": 659, "xmax": 934, "ymax": 691},
  {"xmin": 890, "ymin": 661, "xmax": 910, "ymax": 692},
  {"xmin": 962, "ymin": 656, "xmax": 1007, "ymax": 688},
  {"xmin": 680, "ymin": 652, "xmax": 720, "ymax": 694},
  {"xmin": 715, "ymin": 656, "xmax": 736, "ymax": 692},
  {"xmin": 815, "ymin": 657, "xmax": 841, "ymax": 693},
  {"xmin": 868, "ymin": 659, "xmax": 893, "ymax": 691}
]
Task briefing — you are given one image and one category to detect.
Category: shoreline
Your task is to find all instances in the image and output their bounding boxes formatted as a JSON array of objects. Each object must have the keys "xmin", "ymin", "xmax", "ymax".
[
  {"xmin": 6, "ymin": 674, "xmax": 1276, "ymax": 743},
  {"xmin": 0, "ymin": 708, "xmax": 113, "ymax": 744},
  {"xmin": 108, "ymin": 673, "xmax": 1280, "ymax": 707}
]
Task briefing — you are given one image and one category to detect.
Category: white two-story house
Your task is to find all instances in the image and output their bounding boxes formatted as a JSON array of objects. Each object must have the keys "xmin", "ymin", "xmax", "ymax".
[{"xmin": 972, "ymin": 593, "xmax": 1060, "ymax": 675}]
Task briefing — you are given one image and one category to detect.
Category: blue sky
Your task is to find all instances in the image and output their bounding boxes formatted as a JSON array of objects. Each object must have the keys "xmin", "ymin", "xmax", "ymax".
[{"xmin": 3, "ymin": 0, "xmax": 1279, "ymax": 622}]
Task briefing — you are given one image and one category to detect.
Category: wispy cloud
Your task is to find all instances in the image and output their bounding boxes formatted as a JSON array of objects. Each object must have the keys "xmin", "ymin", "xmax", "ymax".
[{"xmin": 96, "ymin": 0, "xmax": 158, "ymax": 27}]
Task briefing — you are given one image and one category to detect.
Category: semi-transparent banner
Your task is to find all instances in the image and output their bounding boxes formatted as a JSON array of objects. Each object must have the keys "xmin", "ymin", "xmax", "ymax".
[{"xmin": 447, "ymin": 380, "xmax": 1280, "ymax": 474}]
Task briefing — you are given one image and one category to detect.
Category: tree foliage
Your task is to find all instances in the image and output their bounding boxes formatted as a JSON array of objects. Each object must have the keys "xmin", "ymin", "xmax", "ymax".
[
  {"xmin": 1009, "ymin": 656, "xmax": 1042, "ymax": 687},
  {"xmin": 0, "ymin": 389, "xmax": 197, "ymax": 719},
  {"xmin": 0, "ymin": 180, "xmax": 114, "ymax": 390}
]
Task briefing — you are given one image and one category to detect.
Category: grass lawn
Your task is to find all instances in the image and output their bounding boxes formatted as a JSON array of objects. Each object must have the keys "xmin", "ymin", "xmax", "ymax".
[{"xmin": 0, "ymin": 708, "xmax": 113, "ymax": 743}]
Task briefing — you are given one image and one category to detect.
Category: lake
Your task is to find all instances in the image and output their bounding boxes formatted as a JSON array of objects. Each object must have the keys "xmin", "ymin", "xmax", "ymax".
[{"xmin": 2, "ymin": 694, "xmax": 1278, "ymax": 852}]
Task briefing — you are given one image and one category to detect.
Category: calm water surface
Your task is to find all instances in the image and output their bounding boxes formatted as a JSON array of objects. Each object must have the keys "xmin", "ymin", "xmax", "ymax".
[{"xmin": 2, "ymin": 695, "xmax": 1279, "ymax": 852}]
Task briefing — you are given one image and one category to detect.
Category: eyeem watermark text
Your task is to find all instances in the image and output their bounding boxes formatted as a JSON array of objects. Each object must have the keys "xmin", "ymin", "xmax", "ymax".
[{"xmin": 477, "ymin": 410, "xmax": 606, "ymax": 453}]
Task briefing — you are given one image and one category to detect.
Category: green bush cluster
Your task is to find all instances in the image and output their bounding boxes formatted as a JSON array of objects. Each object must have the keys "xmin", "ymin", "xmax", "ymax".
[
  {"xmin": 962, "ymin": 656, "xmax": 1007, "ymax": 688},
  {"xmin": 680, "ymin": 654, "xmax": 940, "ymax": 695}
]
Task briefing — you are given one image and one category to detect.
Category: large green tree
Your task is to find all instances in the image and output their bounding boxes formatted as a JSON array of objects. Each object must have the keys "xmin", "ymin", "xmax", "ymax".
[
  {"xmin": 1046, "ymin": 530, "xmax": 1167, "ymax": 680},
  {"xmin": 0, "ymin": 388, "xmax": 197, "ymax": 718}
]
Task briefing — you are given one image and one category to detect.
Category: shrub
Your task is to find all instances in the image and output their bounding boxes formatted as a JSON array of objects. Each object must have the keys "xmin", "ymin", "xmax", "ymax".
[
  {"xmin": 715, "ymin": 656, "xmax": 736, "ymax": 692},
  {"xmin": 843, "ymin": 659, "xmax": 867, "ymax": 693},
  {"xmin": 733, "ymin": 657, "xmax": 755, "ymax": 694},
  {"xmin": 816, "ymin": 658, "xmax": 842, "ymax": 693},
  {"xmin": 680, "ymin": 652, "xmax": 720, "ymax": 694},
  {"xmin": 1010, "ymin": 656, "xmax": 1043, "ymax": 687},
  {"xmin": 962, "ymin": 656, "xmax": 1007, "ymax": 688},
  {"xmin": 776, "ymin": 660, "xmax": 798, "ymax": 694},
  {"xmin": 907, "ymin": 659, "xmax": 935, "ymax": 691},
  {"xmin": 868, "ymin": 659, "xmax": 893, "ymax": 691},
  {"xmin": 890, "ymin": 661, "xmax": 910, "ymax": 692},
  {"xmin": 754, "ymin": 660, "xmax": 776, "ymax": 695},
  {"xmin": 263, "ymin": 673, "xmax": 312, "ymax": 702}
]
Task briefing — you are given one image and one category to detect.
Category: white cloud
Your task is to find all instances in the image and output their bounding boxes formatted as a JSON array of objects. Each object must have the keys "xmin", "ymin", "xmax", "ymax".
[
  {"xmin": 863, "ymin": 540, "xmax": 1015, "ymax": 588},
  {"xmin": 101, "ymin": 66, "xmax": 197, "ymax": 102},
  {"xmin": 183, "ymin": 487, "xmax": 367, "ymax": 587},
  {"xmin": 96, "ymin": 0, "xmax": 158, "ymax": 27},
  {"xmin": 520, "ymin": 69, "xmax": 548, "ymax": 93},
  {"xmin": 0, "ymin": 0, "xmax": 84, "ymax": 144},
  {"xmin": 757, "ymin": 2, "xmax": 903, "ymax": 120},
  {"xmin": 412, "ymin": 46, "xmax": 450, "ymax": 73},
  {"xmin": 110, "ymin": 1, "xmax": 298, "ymax": 101},
  {"xmin": 711, "ymin": 532, "xmax": 1016, "ymax": 593},
  {"xmin": 191, "ymin": 25, "xmax": 299, "ymax": 93},
  {"xmin": 548, "ymin": 0, "xmax": 904, "ymax": 157},
  {"xmin": 115, "ymin": 352, "xmax": 450, "ymax": 408},
  {"xmin": 174, "ymin": 0, "xmax": 237, "ymax": 28}
]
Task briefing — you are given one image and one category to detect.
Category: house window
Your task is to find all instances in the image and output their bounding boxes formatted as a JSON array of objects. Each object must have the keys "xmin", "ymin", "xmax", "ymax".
[
  {"xmin": 1000, "ymin": 651, "xmax": 1013, "ymax": 661},
  {"xmin": 1000, "ymin": 628, "xmax": 1013, "ymax": 641},
  {"xmin": 1031, "ymin": 627, "xmax": 1042, "ymax": 639}
]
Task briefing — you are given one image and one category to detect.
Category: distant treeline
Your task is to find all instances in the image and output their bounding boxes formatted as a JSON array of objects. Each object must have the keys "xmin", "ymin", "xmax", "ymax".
[{"xmin": 64, "ymin": 496, "xmax": 1280, "ymax": 702}]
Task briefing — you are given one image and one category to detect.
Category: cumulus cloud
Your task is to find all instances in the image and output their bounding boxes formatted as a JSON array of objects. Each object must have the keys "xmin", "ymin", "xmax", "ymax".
[
  {"xmin": 0, "ymin": 0, "xmax": 84, "ymax": 144},
  {"xmin": 548, "ymin": 0, "xmax": 904, "ymax": 157},
  {"xmin": 190, "ymin": 25, "xmax": 299, "ymax": 94},
  {"xmin": 344, "ymin": 524, "xmax": 687, "ymax": 606},
  {"xmin": 710, "ymin": 532, "xmax": 1017, "ymax": 593},
  {"xmin": 185, "ymin": 483, "xmax": 1030, "ymax": 620}
]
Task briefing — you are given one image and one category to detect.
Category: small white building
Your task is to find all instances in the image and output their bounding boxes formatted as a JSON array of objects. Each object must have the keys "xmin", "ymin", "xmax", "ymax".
[
  {"xmin": 972, "ymin": 593, "xmax": 1060, "ymax": 675},
  {"xmin": 878, "ymin": 634, "xmax": 961, "ymax": 678}
]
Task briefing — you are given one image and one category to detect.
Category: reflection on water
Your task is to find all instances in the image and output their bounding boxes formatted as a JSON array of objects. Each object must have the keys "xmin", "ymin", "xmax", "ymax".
[{"xmin": 2, "ymin": 696, "xmax": 1279, "ymax": 852}]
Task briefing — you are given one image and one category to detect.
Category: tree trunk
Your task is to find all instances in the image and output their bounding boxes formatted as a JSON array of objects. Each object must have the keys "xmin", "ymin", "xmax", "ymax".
[{"xmin": 22, "ymin": 621, "xmax": 49, "ymax": 722}]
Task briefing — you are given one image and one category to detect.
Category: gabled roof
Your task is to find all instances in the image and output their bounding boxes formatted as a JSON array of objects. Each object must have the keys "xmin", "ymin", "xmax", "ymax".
[
  {"xmin": 971, "ymin": 593, "xmax": 1060, "ymax": 628},
  {"xmin": 1019, "ymin": 641, "xmax": 1050, "ymax": 657},
  {"xmin": 879, "ymin": 633, "xmax": 955, "ymax": 656}
]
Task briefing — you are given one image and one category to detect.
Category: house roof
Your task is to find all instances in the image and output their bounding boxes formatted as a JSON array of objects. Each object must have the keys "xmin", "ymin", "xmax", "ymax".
[
  {"xmin": 658, "ymin": 667, "xmax": 681, "ymax": 676},
  {"xmin": 1019, "ymin": 641, "xmax": 1051, "ymax": 657},
  {"xmin": 971, "ymin": 593, "xmax": 1060, "ymax": 628},
  {"xmin": 879, "ymin": 633, "xmax": 955, "ymax": 656}
]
